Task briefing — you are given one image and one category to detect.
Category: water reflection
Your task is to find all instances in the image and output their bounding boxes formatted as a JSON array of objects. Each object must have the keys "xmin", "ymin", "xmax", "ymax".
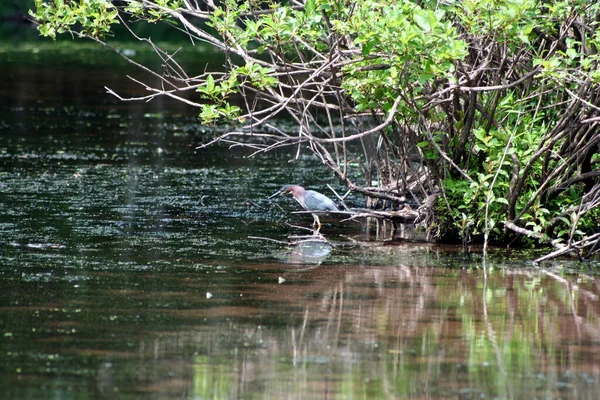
[
  {"xmin": 276, "ymin": 240, "xmax": 333, "ymax": 265},
  {"xmin": 168, "ymin": 265, "xmax": 600, "ymax": 399},
  {"xmin": 3, "ymin": 262, "xmax": 598, "ymax": 399}
]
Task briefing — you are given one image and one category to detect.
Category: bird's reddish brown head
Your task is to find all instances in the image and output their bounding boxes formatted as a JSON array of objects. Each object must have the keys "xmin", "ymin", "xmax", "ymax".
[{"xmin": 269, "ymin": 184, "xmax": 305, "ymax": 199}]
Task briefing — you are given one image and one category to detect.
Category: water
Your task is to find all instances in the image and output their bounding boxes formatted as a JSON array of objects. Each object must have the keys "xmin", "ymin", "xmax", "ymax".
[{"xmin": 1, "ymin": 40, "xmax": 600, "ymax": 399}]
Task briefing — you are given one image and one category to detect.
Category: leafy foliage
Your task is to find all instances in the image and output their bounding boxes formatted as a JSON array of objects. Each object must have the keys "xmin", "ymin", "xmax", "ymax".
[{"xmin": 30, "ymin": 0, "xmax": 119, "ymax": 39}]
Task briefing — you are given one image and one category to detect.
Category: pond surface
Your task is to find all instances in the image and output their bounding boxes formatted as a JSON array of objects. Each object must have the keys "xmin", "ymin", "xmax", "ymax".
[{"xmin": 1, "ymin": 39, "xmax": 600, "ymax": 399}]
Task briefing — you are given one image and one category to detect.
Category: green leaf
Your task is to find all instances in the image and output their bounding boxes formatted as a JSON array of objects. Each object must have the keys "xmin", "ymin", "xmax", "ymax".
[
  {"xmin": 206, "ymin": 74, "xmax": 215, "ymax": 92},
  {"xmin": 566, "ymin": 48, "xmax": 578, "ymax": 59},
  {"xmin": 199, "ymin": 104, "xmax": 220, "ymax": 124},
  {"xmin": 557, "ymin": 217, "xmax": 570, "ymax": 225},
  {"xmin": 305, "ymin": 0, "xmax": 316, "ymax": 15},
  {"xmin": 413, "ymin": 10, "xmax": 431, "ymax": 32}
]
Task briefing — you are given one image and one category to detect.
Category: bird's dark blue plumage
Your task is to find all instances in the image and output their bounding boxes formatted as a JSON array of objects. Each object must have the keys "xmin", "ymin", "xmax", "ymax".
[{"xmin": 302, "ymin": 189, "xmax": 338, "ymax": 211}]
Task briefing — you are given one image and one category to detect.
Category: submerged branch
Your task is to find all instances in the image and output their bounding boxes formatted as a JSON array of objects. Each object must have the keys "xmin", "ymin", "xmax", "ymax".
[{"xmin": 534, "ymin": 233, "xmax": 600, "ymax": 263}]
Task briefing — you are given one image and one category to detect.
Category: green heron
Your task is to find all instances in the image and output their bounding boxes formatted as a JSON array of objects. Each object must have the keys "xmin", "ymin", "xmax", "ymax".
[{"xmin": 269, "ymin": 185, "xmax": 339, "ymax": 232}]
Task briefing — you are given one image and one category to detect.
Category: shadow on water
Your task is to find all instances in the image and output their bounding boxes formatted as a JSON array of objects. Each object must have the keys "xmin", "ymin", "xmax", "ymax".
[{"xmin": 1, "ymin": 40, "xmax": 600, "ymax": 399}]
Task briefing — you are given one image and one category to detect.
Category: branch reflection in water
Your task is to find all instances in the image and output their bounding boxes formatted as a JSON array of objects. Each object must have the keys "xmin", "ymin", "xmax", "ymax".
[{"xmin": 100, "ymin": 262, "xmax": 600, "ymax": 399}]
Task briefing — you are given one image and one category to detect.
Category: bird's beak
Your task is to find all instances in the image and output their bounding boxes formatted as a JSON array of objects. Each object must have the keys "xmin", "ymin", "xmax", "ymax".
[{"xmin": 268, "ymin": 189, "xmax": 283, "ymax": 199}]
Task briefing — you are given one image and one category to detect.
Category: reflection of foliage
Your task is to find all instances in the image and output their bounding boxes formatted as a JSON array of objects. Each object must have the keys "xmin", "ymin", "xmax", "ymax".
[
  {"xmin": 192, "ymin": 357, "xmax": 235, "ymax": 399},
  {"xmin": 29, "ymin": 0, "xmax": 600, "ymax": 254},
  {"xmin": 127, "ymin": 262, "xmax": 600, "ymax": 399}
]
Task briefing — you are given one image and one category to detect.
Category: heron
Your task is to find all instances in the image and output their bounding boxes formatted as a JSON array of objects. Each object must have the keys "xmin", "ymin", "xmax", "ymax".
[{"xmin": 269, "ymin": 184, "xmax": 339, "ymax": 232}]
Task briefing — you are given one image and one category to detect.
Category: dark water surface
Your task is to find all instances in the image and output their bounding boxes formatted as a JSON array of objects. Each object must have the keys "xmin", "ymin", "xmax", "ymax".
[{"xmin": 1, "ymin": 40, "xmax": 600, "ymax": 399}]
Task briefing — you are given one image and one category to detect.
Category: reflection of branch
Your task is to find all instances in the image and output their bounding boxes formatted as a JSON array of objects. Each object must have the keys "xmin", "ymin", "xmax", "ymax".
[
  {"xmin": 542, "ymin": 270, "xmax": 598, "ymax": 298},
  {"xmin": 542, "ymin": 271, "xmax": 587, "ymax": 336},
  {"xmin": 482, "ymin": 265, "xmax": 507, "ymax": 380}
]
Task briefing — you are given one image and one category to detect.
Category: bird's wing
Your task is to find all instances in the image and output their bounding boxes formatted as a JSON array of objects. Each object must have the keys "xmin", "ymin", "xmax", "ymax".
[{"xmin": 305, "ymin": 190, "xmax": 339, "ymax": 211}]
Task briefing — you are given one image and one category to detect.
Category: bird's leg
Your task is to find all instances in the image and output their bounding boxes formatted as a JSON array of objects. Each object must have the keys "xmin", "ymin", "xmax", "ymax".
[{"xmin": 312, "ymin": 214, "xmax": 322, "ymax": 234}]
